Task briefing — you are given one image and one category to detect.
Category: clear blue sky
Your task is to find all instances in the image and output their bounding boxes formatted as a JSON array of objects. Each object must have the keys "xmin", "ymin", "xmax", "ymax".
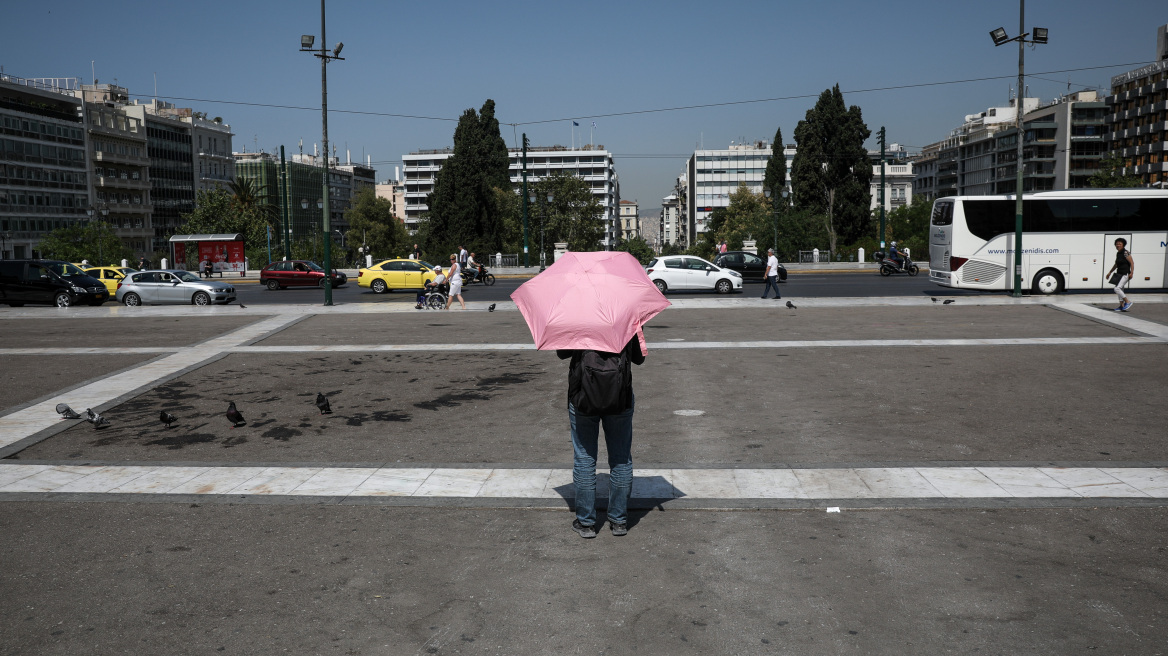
[{"xmin": 4, "ymin": 0, "xmax": 1164, "ymax": 211}]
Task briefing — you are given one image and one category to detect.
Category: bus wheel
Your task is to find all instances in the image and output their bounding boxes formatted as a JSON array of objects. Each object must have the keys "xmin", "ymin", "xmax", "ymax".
[{"xmin": 1033, "ymin": 269, "xmax": 1064, "ymax": 295}]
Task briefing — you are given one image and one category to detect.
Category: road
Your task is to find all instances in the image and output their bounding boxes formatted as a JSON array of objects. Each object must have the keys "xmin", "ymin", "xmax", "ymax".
[{"xmin": 235, "ymin": 272, "xmax": 982, "ymax": 306}]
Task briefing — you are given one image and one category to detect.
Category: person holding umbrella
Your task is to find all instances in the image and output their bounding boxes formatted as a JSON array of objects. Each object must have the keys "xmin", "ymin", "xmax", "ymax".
[{"xmin": 511, "ymin": 251, "xmax": 670, "ymax": 538}]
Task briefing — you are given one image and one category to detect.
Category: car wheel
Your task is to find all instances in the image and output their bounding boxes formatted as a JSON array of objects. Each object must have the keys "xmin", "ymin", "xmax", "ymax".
[
  {"xmin": 123, "ymin": 293, "xmax": 141, "ymax": 307},
  {"xmin": 192, "ymin": 291, "xmax": 211, "ymax": 306},
  {"xmin": 483, "ymin": 274, "xmax": 495, "ymax": 286},
  {"xmin": 1033, "ymin": 269, "xmax": 1063, "ymax": 295},
  {"xmin": 371, "ymin": 279, "xmax": 387, "ymax": 294},
  {"xmin": 654, "ymin": 279, "xmax": 667, "ymax": 294},
  {"xmin": 54, "ymin": 292, "xmax": 73, "ymax": 307},
  {"xmin": 265, "ymin": 279, "xmax": 280, "ymax": 291},
  {"xmin": 715, "ymin": 279, "xmax": 732, "ymax": 294},
  {"xmin": 318, "ymin": 278, "xmax": 328, "ymax": 289}
]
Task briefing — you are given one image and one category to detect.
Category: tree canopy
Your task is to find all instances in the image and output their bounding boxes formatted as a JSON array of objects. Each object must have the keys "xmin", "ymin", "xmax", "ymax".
[
  {"xmin": 178, "ymin": 189, "xmax": 278, "ymax": 266},
  {"xmin": 762, "ymin": 126, "xmax": 787, "ymax": 199},
  {"xmin": 343, "ymin": 188, "xmax": 409, "ymax": 262},
  {"xmin": 791, "ymin": 85, "xmax": 873, "ymax": 254},
  {"xmin": 423, "ymin": 99, "xmax": 511, "ymax": 257},
  {"xmin": 37, "ymin": 221, "xmax": 134, "ymax": 266},
  {"xmin": 1088, "ymin": 153, "xmax": 1144, "ymax": 188}
]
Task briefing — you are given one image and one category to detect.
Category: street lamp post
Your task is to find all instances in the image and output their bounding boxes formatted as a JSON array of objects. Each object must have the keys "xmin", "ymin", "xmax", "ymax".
[
  {"xmin": 762, "ymin": 187, "xmax": 789, "ymax": 255},
  {"xmin": 990, "ymin": 2, "xmax": 1048, "ymax": 297},
  {"xmin": 302, "ymin": 198, "xmax": 322, "ymax": 262},
  {"xmin": 85, "ymin": 204, "xmax": 109, "ymax": 266},
  {"xmin": 300, "ymin": 0, "xmax": 345, "ymax": 306},
  {"xmin": 529, "ymin": 192, "xmax": 553, "ymax": 272}
]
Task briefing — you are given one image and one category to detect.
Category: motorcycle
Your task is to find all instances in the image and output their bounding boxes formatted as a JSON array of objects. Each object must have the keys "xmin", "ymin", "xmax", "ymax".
[
  {"xmin": 874, "ymin": 251, "xmax": 919, "ymax": 277},
  {"xmin": 461, "ymin": 263, "xmax": 496, "ymax": 286}
]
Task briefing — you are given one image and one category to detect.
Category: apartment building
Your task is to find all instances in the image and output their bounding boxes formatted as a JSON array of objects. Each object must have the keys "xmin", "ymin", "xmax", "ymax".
[
  {"xmin": 233, "ymin": 151, "xmax": 323, "ymax": 243},
  {"xmin": 402, "ymin": 145, "xmax": 620, "ymax": 247},
  {"xmin": 994, "ymin": 91, "xmax": 1108, "ymax": 193},
  {"xmin": 186, "ymin": 115, "xmax": 234, "ymax": 193},
  {"xmin": 121, "ymin": 102, "xmax": 195, "ymax": 251},
  {"xmin": 0, "ymin": 75, "xmax": 90, "ymax": 259},
  {"xmin": 374, "ymin": 175, "xmax": 406, "ymax": 220},
  {"xmin": 618, "ymin": 199, "xmax": 639, "ymax": 240},
  {"xmin": 659, "ymin": 192, "xmax": 684, "ymax": 249},
  {"xmin": 1104, "ymin": 24, "xmax": 1168, "ymax": 187},
  {"xmin": 684, "ymin": 141, "xmax": 794, "ymax": 244},
  {"xmin": 868, "ymin": 144, "xmax": 914, "ymax": 211},
  {"xmin": 78, "ymin": 84, "xmax": 154, "ymax": 256}
]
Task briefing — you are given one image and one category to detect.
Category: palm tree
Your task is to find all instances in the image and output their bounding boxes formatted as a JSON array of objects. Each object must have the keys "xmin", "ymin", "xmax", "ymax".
[{"xmin": 228, "ymin": 176, "xmax": 278, "ymax": 226}]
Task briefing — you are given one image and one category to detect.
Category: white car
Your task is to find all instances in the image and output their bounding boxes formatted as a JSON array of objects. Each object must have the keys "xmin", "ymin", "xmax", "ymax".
[{"xmin": 645, "ymin": 256, "xmax": 743, "ymax": 294}]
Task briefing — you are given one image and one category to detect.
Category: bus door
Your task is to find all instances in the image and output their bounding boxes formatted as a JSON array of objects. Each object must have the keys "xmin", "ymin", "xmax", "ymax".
[{"xmin": 1103, "ymin": 234, "xmax": 1132, "ymax": 288}]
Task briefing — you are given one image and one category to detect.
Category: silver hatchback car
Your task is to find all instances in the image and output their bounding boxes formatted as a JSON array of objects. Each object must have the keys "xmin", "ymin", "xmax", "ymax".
[{"xmin": 116, "ymin": 269, "xmax": 237, "ymax": 306}]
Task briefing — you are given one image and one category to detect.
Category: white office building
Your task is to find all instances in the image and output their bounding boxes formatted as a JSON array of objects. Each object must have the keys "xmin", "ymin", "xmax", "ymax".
[
  {"xmin": 402, "ymin": 145, "xmax": 620, "ymax": 247},
  {"xmin": 684, "ymin": 141, "xmax": 794, "ymax": 243}
]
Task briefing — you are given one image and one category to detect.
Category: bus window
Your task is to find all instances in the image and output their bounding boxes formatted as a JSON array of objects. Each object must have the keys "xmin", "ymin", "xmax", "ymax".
[{"xmin": 931, "ymin": 201, "xmax": 953, "ymax": 226}]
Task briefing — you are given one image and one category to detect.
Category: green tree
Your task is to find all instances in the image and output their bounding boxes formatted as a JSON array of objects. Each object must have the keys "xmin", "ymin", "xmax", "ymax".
[
  {"xmin": 37, "ymin": 222, "xmax": 134, "ymax": 266},
  {"xmin": 1088, "ymin": 153, "xmax": 1143, "ymax": 188},
  {"xmin": 527, "ymin": 172, "xmax": 605, "ymax": 257},
  {"xmin": 344, "ymin": 188, "xmax": 409, "ymax": 263},
  {"xmin": 762, "ymin": 126, "xmax": 788, "ymax": 199},
  {"xmin": 179, "ymin": 189, "xmax": 277, "ymax": 267},
  {"xmin": 791, "ymin": 84, "xmax": 873, "ymax": 254},
  {"xmin": 617, "ymin": 235, "xmax": 655, "ymax": 265},
  {"xmin": 424, "ymin": 99, "xmax": 511, "ymax": 257}
]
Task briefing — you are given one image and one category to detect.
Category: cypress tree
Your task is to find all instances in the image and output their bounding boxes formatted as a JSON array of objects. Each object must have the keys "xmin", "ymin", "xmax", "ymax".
[
  {"xmin": 791, "ymin": 85, "xmax": 872, "ymax": 254},
  {"xmin": 425, "ymin": 99, "xmax": 511, "ymax": 255}
]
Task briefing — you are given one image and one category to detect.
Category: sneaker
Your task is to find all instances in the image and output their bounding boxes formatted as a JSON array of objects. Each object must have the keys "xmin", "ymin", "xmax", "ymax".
[
  {"xmin": 572, "ymin": 519, "xmax": 597, "ymax": 539},
  {"xmin": 1122, "ymin": 301, "xmax": 1133, "ymax": 311},
  {"xmin": 609, "ymin": 521, "xmax": 628, "ymax": 537},
  {"xmin": 1113, "ymin": 306, "xmax": 1124, "ymax": 312}
]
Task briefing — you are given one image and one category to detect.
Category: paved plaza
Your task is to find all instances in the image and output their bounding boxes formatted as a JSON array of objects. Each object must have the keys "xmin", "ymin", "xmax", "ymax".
[{"xmin": 1, "ymin": 294, "xmax": 1166, "ymax": 654}]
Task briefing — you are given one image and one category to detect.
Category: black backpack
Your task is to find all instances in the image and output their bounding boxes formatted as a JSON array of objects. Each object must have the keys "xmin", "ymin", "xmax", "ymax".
[{"xmin": 570, "ymin": 349, "xmax": 631, "ymax": 415}]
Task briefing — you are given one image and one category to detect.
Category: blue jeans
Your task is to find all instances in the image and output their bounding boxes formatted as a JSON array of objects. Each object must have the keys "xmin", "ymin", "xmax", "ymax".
[
  {"xmin": 762, "ymin": 275, "xmax": 781, "ymax": 298},
  {"xmin": 568, "ymin": 396, "xmax": 635, "ymax": 526}
]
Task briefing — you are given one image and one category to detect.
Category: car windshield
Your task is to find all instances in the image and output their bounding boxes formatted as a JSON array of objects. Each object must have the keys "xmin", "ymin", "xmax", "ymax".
[
  {"xmin": 48, "ymin": 262, "xmax": 87, "ymax": 277},
  {"xmin": 174, "ymin": 271, "xmax": 201, "ymax": 282},
  {"xmin": 419, "ymin": 261, "xmax": 437, "ymax": 270},
  {"xmin": 303, "ymin": 261, "xmax": 324, "ymax": 271}
]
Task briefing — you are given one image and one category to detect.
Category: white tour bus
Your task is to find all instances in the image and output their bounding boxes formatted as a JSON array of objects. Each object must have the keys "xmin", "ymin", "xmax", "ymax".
[{"xmin": 928, "ymin": 189, "xmax": 1168, "ymax": 294}]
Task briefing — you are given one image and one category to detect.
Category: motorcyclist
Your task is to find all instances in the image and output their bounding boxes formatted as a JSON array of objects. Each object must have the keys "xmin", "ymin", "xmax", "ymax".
[
  {"xmin": 466, "ymin": 252, "xmax": 479, "ymax": 282},
  {"xmin": 888, "ymin": 241, "xmax": 906, "ymax": 269}
]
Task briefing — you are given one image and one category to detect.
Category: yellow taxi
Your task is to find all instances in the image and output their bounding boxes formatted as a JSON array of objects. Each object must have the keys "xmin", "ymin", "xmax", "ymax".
[
  {"xmin": 83, "ymin": 266, "xmax": 138, "ymax": 294},
  {"xmin": 358, "ymin": 259, "xmax": 440, "ymax": 293}
]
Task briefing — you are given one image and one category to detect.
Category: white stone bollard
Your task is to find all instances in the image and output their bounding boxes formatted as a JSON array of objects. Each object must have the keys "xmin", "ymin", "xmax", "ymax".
[
  {"xmin": 365, "ymin": 255, "xmax": 373, "ymax": 268},
  {"xmin": 812, "ymin": 248, "xmax": 819, "ymax": 263},
  {"xmin": 121, "ymin": 259, "xmax": 128, "ymax": 268},
  {"xmin": 161, "ymin": 258, "xmax": 168, "ymax": 269},
  {"xmin": 858, "ymin": 247, "xmax": 865, "ymax": 263}
]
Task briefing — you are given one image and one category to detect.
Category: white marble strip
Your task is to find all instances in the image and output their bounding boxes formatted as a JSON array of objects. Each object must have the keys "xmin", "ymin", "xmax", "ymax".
[
  {"xmin": 1, "ymin": 294, "xmax": 1164, "ymax": 319},
  {"xmin": 0, "ymin": 347, "xmax": 181, "ymax": 355},
  {"xmin": 1, "ymin": 464, "xmax": 1164, "ymax": 501},
  {"xmin": 1057, "ymin": 302, "xmax": 1168, "ymax": 340},
  {"xmin": 0, "ymin": 315, "xmax": 304, "ymax": 450}
]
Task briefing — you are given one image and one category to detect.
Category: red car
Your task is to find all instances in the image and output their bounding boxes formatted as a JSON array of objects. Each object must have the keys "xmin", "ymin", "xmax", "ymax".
[{"xmin": 259, "ymin": 260, "xmax": 347, "ymax": 290}]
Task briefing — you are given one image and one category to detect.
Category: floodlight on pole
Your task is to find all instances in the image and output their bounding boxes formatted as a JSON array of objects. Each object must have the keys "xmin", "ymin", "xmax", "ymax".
[
  {"xmin": 301, "ymin": 35, "xmax": 315, "ymax": 49},
  {"xmin": 1032, "ymin": 27, "xmax": 1048, "ymax": 43},
  {"xmin": 333, "ymin": 42, "xmax": 344, "ymax": 57},
  {"xmin": 989, "ymin": 27, "xmax": 1010, "ymax": 45}
]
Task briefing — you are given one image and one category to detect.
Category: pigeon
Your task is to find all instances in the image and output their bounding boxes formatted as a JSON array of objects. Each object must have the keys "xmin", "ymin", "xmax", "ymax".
[
  {"xmin": 931, "ymin": 297, "xmax": 938, "ymax": 303},
  {"xmin": 488, "ymin": 303, "xmax": 496, "ymax": 313},
  {"xmin": 943, "ymin": 299, "xmax": 955, "ymax": 305},
  {"xmin": 56, "ymin": 403, "xmax": 81, "ymax": 420},
  {"xmin": 238, "ymin": 303, "xmax": 247, "ymax": 309},
  {"xmin": 315, "ymin": 392, "xmax": 332, "ymax": 415},
  {"xmin": 85, "ymin": 408, "xmax": 109, "ymax": 429},
  {"xmin": 160, "ymin": 410, "xmax": 176, "ymax": 428},
  {"xmin": 785, "ymin": 301, "xmax": 796, "ymax": 309},
  {"xmin": 225, "ymin": 401, "xmax": 245, "ymax": 428}
]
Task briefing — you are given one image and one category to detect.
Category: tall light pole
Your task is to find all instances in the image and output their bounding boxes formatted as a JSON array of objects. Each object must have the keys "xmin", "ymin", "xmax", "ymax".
[
  {"xmin": 991, "ymin": 4, "xmax": 1048, "ymax": 297},
  {"xmin": 85, "ymin": 203, "xmax": 109, "ymax": 266},
  {"xmin": 301, "ymin": 1, "xmax": 344, "ymax": 305},
  {"xmin": 762, "ymin": 187, "xmax": 789, "ymax": 255},
  {"xmin": 530, "ymin": 192, "xmax": 553, "ymax": 272}
]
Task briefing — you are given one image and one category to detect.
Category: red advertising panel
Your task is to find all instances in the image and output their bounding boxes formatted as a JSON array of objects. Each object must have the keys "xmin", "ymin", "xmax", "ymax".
[
  {"xmin": 198, "ymin": 242, "xmax": 218, "ymax": 270},
  {"xmin": 173, "ymin": 242, "xmax": 186, "ymax": 267},
  {"xmin": 224, "ymin": 240, "xmax": 245, "ymax": 273}
]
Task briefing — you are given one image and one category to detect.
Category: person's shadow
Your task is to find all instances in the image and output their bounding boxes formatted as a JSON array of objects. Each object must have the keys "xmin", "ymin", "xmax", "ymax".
[{"xmin": 553, "ymin": 473, "xmax": 684, "ymax": 529}]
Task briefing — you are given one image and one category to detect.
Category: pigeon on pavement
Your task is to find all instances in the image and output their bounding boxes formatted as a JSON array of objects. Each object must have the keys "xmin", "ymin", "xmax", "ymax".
[
  {"xmin": 785, "ymin": 301, "xmax": 796, "ymax": 309},
  {"xmin": 488, "ymin": 303, "xmax": 496, "ymax": 312},
  {"xmin": 56, "ymin": 403, "xmax": 81, "ymax": 420},
  {"xmin": 931, "ymin": 297, "xmax": 938, "ymax": 303},
  {"xmin": 238, "ymin": 303, "xmax": 247, "ymax": 308},
  {"xmin": 315, "ymin": 392, "xmax": 332, "ymax": 415},
  {"xmin": 160, "ymin": 411, "xmax": 176, "ymax": 428},
  {"xmin": 85, "ymin": 408, "xmax": 110, "ymax": 429},
  {"xmin": 225, "ymin": 401, "xmax": 245, "ymax": 428},
  {"xmin": 943, "ymin": 299, "xmax": 955, "ymax": 305}
]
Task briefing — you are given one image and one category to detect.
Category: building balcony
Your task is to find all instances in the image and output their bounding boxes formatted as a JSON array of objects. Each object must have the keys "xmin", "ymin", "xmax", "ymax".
[
  {"xmin": 1069, "ymin": 134, "xmax": 1103, "ymax": 141},
  {"xmin": 93, "ymin": 150, "xmax": 149, "ymax": 165},
  {"xmin": 95, "ymin": 176, "xmax": 151, "ymax": 190},
  {"xmin": 196, "ymin": 150, "xmax": 233, "ymax": 160},
  {"xmin": 88, "ymin": 122, "xmax": 144, "ymax": 141}
]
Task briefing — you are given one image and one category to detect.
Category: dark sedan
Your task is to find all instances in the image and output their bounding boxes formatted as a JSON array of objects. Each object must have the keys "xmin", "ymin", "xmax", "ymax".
[
  {"xmin": 714, "ymin": 251, "xmax": 787, "ymax": 282},
  {"xmin": 259, "ymin": 260, "xmax": 347, "ymax": 290},
  {"xmin": 0, "ymin": 260, "xmax": 109, "ymax": 307}
]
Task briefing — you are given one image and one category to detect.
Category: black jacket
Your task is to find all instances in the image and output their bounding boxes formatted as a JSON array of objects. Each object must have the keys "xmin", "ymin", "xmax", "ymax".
[{"xmin": 557, "ymin": 335, "xmax": 646, "ymax": 411}]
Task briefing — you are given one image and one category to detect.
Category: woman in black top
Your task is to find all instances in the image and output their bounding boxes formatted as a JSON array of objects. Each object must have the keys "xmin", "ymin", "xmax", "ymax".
[
  {"xmin": 1105, "ymin": 237, "xmax": 1135, "ymax": 312},
  {"xmin": 556, "ymin": 334, "xmax": 646, "ymax": 538}
]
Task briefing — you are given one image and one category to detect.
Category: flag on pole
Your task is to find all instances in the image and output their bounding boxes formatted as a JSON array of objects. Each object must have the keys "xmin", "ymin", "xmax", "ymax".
[
  {"xmin": 573, "ymin": 121, "xmax": 579, "ymax": 126},
  {"xmin": 592, "ymin": 121, "xmax": 596, "ymax": 128}
]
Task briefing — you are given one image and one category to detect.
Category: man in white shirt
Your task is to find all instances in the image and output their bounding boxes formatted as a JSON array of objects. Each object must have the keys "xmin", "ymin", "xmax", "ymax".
[
  {"xmin": 466, "ymin": 252, "xmax": 479, "ymax": 282},
  {"xmin": 761, "ymin": 248, "xmax": 782, "ymax": 300}
]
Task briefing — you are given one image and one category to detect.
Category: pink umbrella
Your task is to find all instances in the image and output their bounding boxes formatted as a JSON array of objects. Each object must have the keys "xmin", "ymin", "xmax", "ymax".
[{"xmin": 510, "ymin": 251, "xmax": 671, "ymax": 353}]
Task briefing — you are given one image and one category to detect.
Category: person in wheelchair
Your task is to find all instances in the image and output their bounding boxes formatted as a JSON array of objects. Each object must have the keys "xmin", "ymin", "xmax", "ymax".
[{"xmin": 415, "ymin": 266, "xmax": 448, "ymax": 309}]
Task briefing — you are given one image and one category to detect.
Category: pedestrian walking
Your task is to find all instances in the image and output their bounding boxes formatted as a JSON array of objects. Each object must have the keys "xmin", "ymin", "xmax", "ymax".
[
  {"xmin": 719, "ymin": 240, "xmax": 728, "ymax": 255},
  {"xmin": 556, "ymin": 330, "xmax": 646, "ymax": 538},
  {"xmin": 761, "ymin": 248, "xmax": 782, "ymax": 299},
  {"xmin": 1105, "ymin": 237, "xmax": 1135, "ymax": 312},
  {"xmin": 445, "ymin": 254, "xmax": 465, "ymax": 310},
  {"xmin": 458, "ymin": 245, "xmax": 468, "ymax": 267}
]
